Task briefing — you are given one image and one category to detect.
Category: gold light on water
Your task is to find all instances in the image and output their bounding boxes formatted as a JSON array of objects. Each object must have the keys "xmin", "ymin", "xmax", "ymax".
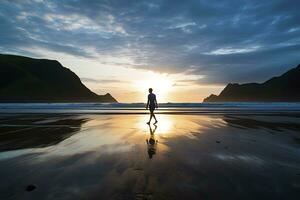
[{"xmin": 137, "ymin": 115, "xmax": 174, "ymax": 133}]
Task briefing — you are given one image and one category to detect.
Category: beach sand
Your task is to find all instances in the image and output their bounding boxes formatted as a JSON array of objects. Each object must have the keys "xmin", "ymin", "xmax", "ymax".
[{"xmin": 0, "ymin": 113, "xmax": 300, "ymax": 199}]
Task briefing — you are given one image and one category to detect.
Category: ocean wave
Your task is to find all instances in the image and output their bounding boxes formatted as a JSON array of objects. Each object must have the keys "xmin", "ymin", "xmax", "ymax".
[{"xmin": 0, "ymin": 102, "xmax": 300, "ymax": 114}]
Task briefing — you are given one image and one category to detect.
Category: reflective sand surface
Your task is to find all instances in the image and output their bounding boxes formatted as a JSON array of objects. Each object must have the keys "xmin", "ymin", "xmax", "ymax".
[{"xmin": 0, "ymin": 114, "xmax": 300, "ymax": 199}]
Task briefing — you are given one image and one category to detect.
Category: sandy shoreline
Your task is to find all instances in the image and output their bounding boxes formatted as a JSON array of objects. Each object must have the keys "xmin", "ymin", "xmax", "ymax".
[{"xmin": 0, "ymin": 113, "xmax": 299, "ymax": 199}]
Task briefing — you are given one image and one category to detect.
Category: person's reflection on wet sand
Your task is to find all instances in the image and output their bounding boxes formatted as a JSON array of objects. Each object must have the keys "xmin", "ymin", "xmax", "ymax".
[{"xmin": 146, "ymin": 124, "xmax": 158, "ymax": 159}]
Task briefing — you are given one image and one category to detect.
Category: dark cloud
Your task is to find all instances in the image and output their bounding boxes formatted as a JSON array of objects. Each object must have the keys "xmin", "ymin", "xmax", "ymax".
[{"xmin": 0, "ymin": 0, "xmax": 299, "ymax": 84}]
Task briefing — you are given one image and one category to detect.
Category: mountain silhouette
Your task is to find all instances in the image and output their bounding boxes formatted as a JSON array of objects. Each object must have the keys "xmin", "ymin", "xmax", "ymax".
[
  {"xmin": 204, "ymin": 64, "xmax": 300, "ymax": 102},
  {"xmin": 0, "ymin": 54, "xmax": 117, "ymax": 102}
]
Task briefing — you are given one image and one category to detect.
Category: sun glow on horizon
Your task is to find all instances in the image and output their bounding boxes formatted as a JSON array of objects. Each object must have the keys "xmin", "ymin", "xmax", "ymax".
[{"xmin": 134, "ymin": 75, "xmax": 174, "ymax": 103}]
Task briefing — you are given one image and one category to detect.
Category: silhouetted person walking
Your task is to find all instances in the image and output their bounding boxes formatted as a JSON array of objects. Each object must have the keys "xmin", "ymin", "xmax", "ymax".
[{"xmin": 146, "ymin": 88, "xmax": 158, "ymax": 124}]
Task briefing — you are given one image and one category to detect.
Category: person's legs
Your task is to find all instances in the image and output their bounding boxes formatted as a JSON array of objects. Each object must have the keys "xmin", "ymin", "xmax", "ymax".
[
  {"xmin": 153, "ymin": 112, "xmax": 158, "ymax": 124},
  {"xmin": 147, "ymin": 110, "xmax": 153, "ymax": 124}
]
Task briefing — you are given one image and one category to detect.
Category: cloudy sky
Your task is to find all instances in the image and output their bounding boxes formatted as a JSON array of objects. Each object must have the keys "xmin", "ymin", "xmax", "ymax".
[{"xmin": 0, "ymin": 0, "xmax": 299, "ymax": 102}]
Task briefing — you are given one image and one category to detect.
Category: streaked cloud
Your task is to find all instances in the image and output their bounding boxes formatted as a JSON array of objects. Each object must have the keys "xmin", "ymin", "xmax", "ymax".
[
  {"xmin": 206, "ymin": 46, "xmax": 261, "ymax": 55},
  {"xmin": 80, "ymin": 78, "xmax": 129, "ymax": 84}
]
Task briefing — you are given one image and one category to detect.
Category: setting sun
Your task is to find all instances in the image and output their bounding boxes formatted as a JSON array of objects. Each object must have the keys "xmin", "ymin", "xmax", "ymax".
[{"xmin": 134, "ymin": 74, "xmax": 174, "ymax": 102}]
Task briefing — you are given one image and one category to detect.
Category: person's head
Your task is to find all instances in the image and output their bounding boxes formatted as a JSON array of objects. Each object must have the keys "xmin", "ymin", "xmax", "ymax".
[{"xmin": 148, "ymin": 88, "xmax": 153, "ymax": 93}]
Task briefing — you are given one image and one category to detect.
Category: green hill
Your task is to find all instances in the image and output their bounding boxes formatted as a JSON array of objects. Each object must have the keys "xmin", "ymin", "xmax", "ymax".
[{"xmin": 0, "ymin": 54, "xmax": 117, "ymax": 103}]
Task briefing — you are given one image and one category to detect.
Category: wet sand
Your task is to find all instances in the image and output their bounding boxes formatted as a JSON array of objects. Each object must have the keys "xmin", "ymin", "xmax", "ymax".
[{"xmin": 0, "ymin": 114, "xmax": 300, "ymax": 199}]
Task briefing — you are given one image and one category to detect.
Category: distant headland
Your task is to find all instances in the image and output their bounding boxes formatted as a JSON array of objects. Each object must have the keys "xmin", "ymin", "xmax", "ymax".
[
  {"xmin": 0, "ymin": 54, "xmax": 117, "ymax": 103},
  {"xmin": 204, "ymin": 64, "xmax": 300, "ymax": 102}
]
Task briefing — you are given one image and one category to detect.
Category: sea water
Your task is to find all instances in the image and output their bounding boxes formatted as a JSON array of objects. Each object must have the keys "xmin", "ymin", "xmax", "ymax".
[{"xmin": 0, "ymin": 102, "xmax": 300, "ymax": 114}]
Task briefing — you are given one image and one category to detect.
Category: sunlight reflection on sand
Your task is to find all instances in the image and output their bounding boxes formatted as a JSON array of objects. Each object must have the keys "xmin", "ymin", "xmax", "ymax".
[
  {"xmin": 5, "ymin": 115, "xmax": 224, "ymax": 158},
  {"xmin": 1, "ymin": 114, "xmax": 300, "ymax": 199}
]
